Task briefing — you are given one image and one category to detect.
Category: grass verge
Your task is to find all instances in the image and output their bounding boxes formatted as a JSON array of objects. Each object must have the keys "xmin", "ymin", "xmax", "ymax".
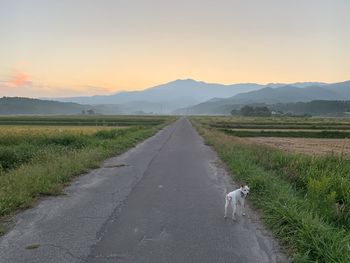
[{"xmin": 191, "ymin": 120, "xmax": 350, "ymax": 263}]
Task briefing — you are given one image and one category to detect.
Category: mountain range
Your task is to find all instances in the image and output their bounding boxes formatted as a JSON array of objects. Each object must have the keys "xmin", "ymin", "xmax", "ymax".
[
  {"xmin": 1, "ymin": 79, "xmax": 350, "ymax": 115},
  {"xmin": 176, "ymin": 80, "xmax": 350, "ymax": 115},
  {"xmin": 54, "ymin": 79, "xmax": 327, "ymax": 113}
]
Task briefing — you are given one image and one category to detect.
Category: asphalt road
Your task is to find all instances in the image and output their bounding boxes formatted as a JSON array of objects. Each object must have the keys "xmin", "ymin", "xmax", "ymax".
[{"xmin": 0, "ymin": 118, "xmax": 287, "ymax": 263}]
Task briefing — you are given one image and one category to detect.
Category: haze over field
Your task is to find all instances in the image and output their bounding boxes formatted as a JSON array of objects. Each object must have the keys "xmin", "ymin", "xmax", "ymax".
[
  {"xmin": 1, "ymin": 79, "xmax": 350, "ymax": 116},
  {"xmin": 1, "ymin": 0, "xmax": 349, "ymax": 99}
]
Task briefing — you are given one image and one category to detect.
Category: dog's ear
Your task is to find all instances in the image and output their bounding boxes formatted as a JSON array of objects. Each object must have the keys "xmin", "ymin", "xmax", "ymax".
[{"xmin": 241, "ymin": 185, "xmax": 244, "ymax": 188}]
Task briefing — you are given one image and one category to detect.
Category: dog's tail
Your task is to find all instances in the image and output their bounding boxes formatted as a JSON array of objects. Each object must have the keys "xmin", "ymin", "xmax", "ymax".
[{"xmin": 226, "ymin": 195, "xmax": 232, "ymax": 202}]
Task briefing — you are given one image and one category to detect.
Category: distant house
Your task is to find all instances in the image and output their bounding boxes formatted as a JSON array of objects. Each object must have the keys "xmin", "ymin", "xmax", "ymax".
[{"xmin": 271, "ymin": 110, "xmax": 283, "ymax": 116}]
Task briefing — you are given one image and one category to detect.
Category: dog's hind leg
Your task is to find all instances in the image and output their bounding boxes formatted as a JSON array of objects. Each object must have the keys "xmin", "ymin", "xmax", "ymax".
[{"xmin": 231, "ymin": 201, "xmax": 237, "ymax": 221}]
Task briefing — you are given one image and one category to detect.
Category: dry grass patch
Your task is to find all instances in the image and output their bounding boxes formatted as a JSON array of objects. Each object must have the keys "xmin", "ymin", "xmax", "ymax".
[{"xmin": 249, "ymin": 137, "xmax": 350, "ymax": 156}]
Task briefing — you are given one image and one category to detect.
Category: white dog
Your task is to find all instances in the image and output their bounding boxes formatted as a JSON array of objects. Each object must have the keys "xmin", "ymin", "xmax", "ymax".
[{"xmin": 224, "ymin": 185, "xmax": 250, "ymax": 220}]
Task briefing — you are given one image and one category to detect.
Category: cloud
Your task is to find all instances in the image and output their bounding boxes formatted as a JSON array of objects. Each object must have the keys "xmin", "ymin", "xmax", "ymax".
[
  {"xmin": 8, "ymin": 71, "xmax": 31, "ymax": 87},
  {"xmin": 0, "ymin": 70, "xmax": 33, "ymax": 97},
  {"xmin": 0, "ymin": 79, "xmax": 113, "ymax": 98},
  {"xmin": 0, "ymin": 69, "xmax": 114, "ymax": 97}
]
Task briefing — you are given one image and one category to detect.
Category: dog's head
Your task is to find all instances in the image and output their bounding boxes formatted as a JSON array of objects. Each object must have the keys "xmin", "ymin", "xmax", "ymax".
[{"xmin": 240, "ymin": 185, "xmax": 250, "ymax": 196}]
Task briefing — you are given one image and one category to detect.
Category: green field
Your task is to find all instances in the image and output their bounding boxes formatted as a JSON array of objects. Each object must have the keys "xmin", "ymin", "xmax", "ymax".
[
  {"xmin": 0, "ymin": 116, "xmax": 175, "ymax": 234},
  {"xmin": 0, "ymin": 115, "xmax": 167, "ymax": 126},
  {"xmin": 222, "ymin": 129, "xmax": 350, "ymax": 138},
  {"xmin": 197, "ymin": 116, "xmax": 350, "ymax": 139},
  {"xmin": 191, "ymin": 116, "xmax": 350, "ymax": 263}
]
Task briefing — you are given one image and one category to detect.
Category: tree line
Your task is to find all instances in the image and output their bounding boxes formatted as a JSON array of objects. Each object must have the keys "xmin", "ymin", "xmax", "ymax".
[{"xmin": 231, "ymin": 100, "xmax": 350, "ymax": 117}]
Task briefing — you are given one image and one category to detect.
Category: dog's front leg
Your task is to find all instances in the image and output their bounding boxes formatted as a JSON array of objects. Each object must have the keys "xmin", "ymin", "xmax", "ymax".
[
  {"xmin": 224, "ymin": 198, "xmax": 229, "ymax": 219},
  {"xmin": 241, "ymin": 199, "xmax": 246, "ymax": 216}
]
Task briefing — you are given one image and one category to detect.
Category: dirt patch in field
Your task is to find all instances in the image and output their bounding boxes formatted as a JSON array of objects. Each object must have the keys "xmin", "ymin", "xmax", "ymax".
[{"xmin": 248, "ymin": 137, "xmax": 350, "ymax": 156}]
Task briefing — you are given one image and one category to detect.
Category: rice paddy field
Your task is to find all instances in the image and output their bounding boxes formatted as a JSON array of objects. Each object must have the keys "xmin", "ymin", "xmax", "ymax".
[
  {"xmin": 191, "ymin": 116, "xmax": 350, "ymax": 263},
  {"xmin": 198, "ymin": 116, "xmax": 350, "ymax": 156},
  {"xmin": 0, "ymin": 115, "xmax": 167, "ymax": 126},
  {"xmin": 0, "ymin": 115, "xmax": 174, "ymax": 234}
]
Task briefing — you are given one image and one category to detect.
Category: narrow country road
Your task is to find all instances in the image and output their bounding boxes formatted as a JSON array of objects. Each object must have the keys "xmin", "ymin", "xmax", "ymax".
[{"xmin": 0, "ymin": 118, "xmax": 286, "ymax": 263}]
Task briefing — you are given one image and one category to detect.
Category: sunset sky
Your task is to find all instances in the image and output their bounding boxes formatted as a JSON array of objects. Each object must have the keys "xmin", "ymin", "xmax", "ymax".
[{"xmin": 0, "ymin": 0, "xmax": 349, "ymax": 97}]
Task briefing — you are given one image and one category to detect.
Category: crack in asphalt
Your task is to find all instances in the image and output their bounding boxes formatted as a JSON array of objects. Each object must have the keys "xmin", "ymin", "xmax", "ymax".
[
  {"xmin": 90, "ymin": 125, "xmax": 179, "ymax": 247},
  {"xmin": 45, "ymin": 244, "xmax": 82, "ymax": 261},
  {"xmin": 89, "ymin": 253, "xmax": 129, "ymax": 259},
  {"xmin": 77, "ymin": 216, "xmax": 107, "ymax": 220}
]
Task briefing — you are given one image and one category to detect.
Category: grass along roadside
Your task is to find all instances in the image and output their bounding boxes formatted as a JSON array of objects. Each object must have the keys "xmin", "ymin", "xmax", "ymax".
[
  {"xmin": 0, "ymin": 118, "xmax": 175, "ymax": 234},
  {"xmin": 191, "ymin": 120, "xmax": 350, "ymax": 263}
]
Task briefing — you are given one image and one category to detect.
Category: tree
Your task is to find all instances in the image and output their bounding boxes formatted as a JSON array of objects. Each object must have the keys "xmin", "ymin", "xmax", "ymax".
[
  {"xmin": 240, "ymin": 105, "xmax": 271, "ymax": 117},
  {"xmin": 230, "ymin": 109, "xmax": 239, "ymax": 116},
  {"xmin": 87, "ymin": 109, "xmax": 95, "ymax": 115},
  {"xmin": 240, "ymin": 105, "xmax": 254, "ymax": 116},
  {"xmin": 254, "ymin": 106, "xmax": 271, "ymax": 117}
]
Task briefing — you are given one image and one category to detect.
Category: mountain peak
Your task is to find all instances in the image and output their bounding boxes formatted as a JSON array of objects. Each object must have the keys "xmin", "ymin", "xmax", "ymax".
[{"xmin": 172, "ymin": 78, "xmax": 199, "ymax": 84}]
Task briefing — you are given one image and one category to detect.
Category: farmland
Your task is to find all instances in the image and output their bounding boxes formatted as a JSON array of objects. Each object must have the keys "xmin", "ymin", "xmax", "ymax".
[
  {"xmin": 203, "ymin": 116, "xmax": 350, "ymax": 139},
  {"xmin": 0, "ymin": 116, "xmax": 174, "ymax": 234},
  {"xmin": 191, "ymin": 116, "xmax": 350, "ymax": 263},
  {"xmin": 248, "ymin": 137, "xmax": 350, "ymax": 156},
  {"xmin": 0, "ymin": 115, "xmax": 167, "ymax": 126}
]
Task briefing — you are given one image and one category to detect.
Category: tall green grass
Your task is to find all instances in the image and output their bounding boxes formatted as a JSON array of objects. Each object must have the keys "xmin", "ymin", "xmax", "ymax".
[
  {"xmin": 243, "ymin": 145, "xmax": 350, "ymax": 228},
  {"xmin": 192, "ymin": 119, "xmax": 350, "ymax": 262},
  {"xmin": 0, "ymin": 127, "xmax": 155, "ymax": 216}
]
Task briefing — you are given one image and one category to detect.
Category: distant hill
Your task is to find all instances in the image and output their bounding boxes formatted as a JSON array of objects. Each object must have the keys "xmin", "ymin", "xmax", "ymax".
[
  {"xmin": 54, "ymin": 79, "xmax": 266, "ymax": 113},
  {"xmin": 177, "ymin": 81, "xmax": 350, "ymax": 115},
  {"xmin": 230, "ymin": 85, "xmax": 340, "ymax": 104},
  {"xmin": 0, "ymin": 97, "xmax": 125, "ymax": 115},
  {"xmin": 265, "ymin": 82, "xmax": 326, "ymax": 88},
  {"xmin": 271, "ymin": 100, "xmax": 350, "ymax": 116}
]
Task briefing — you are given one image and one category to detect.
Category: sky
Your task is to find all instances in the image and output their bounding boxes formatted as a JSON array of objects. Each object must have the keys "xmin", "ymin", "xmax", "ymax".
[{"xmin": 0, "ymin": 0, "xmax": 349, "ymax": 97}]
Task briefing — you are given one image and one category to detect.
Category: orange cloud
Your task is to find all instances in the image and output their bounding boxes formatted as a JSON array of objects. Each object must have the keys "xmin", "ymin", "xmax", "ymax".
[{"xmin": 9, "ymin": 71, "xmax": 30, "ymax": 87}]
